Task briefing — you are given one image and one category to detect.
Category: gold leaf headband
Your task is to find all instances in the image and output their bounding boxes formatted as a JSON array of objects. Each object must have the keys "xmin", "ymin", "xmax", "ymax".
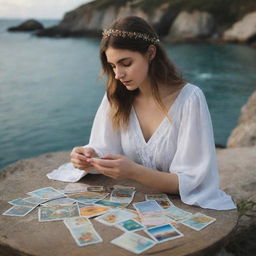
[{"xmin": 102, "ymin": 29, "xmax": 160, "ymax": 44}]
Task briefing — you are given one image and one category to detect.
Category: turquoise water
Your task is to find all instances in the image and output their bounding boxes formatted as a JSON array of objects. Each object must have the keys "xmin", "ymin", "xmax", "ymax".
[{"xmin": 1, "ymin": 19, "xmax": 256, "ymax": 170}]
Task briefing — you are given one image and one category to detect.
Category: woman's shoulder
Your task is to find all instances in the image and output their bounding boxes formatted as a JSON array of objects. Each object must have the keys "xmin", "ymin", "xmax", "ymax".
[{"xmin": 179, "ymin": 83, "xmax": 205, "ymax": 102}]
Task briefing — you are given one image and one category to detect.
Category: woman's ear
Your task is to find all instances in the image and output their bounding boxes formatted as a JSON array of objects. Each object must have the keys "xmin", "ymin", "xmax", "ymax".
[{"xmin": 147, "ymin": 44, "xmax": 156, "ymax": 62}]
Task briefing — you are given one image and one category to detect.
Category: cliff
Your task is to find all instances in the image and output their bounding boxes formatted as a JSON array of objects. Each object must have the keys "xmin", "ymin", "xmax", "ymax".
[{"xmin": 36, "ymin": 0, "xmax": 256, "ymax": 45}]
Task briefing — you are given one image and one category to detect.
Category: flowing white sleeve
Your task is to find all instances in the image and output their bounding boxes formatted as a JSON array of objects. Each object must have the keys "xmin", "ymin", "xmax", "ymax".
[
  {"xmin": 169, "ymin": 88, "xmax": 236, "ymax": 210},
  {"xmin": 84, "ymin": 94, "xmax": 123, "ymax": 157}
]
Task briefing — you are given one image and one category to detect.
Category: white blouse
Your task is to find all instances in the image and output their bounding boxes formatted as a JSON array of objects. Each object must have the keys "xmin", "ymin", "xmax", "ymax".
[{"xmin": 85, "ymin": 83, "xmax": 236, "ymax": 210}]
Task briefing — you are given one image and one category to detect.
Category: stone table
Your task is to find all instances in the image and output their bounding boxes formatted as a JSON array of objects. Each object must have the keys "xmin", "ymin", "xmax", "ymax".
[{"xmin": 0, "ymin": 152, "xmax": 238, "ymax": 256}]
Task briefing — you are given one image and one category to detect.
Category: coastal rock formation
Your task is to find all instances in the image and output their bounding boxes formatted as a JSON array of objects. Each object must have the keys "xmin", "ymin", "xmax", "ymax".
[
  {"xmin": 227, "ymin": 90, "xmax": 256, "ymax": 148},
  {"xmin": 37, "ymin": 1, "xmax": 170, "ymax": 37},
  {"xmin": 165, "ymin": 11, "xmax": 215, "ymax": 42},
  {"xmin": 34, "ymin": 0, "xmax": 256, "ymax": 45},
  {"xmin": 8, "ymin": 19, "xmax": 44, "ymax": 32},
  {"xmin": 223, "ymin": 12, "xmax": 256, "ymax": 42}
]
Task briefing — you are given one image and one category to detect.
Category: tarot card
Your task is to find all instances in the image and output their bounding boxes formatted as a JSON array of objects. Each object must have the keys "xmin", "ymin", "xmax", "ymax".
[
  {"xmin": 79, "ymin": 204, "xmax": 110, "ymax": 218},
  {"xmin": 68, "ymin": 225, "xmax": 103, "ymax": 246},
  {"xmin": 2, "ymin": 205, "xmax": 36, "ymax": 216},
  {"xmin": 145, "ymin": 194, "xmax": 173, "ymax": 209},
  {"xmin": 145, "ymin": 224, "xmax": 184, "ymax": 243},
  {"xmin": 42, "ymin": 197, "xmax": 76, "ymax": 206},
  {"xmin": 95, "ymin": 200, "xmax": 128, "ymax": 208},
  {"xmin": 181, "ymin": 213, "xmax": 216, "ymax": 231},
  {"xmin": 68, "ymin": 192, "xmax": 108, "ymax": 204},
  {"xmin": 8, "ymin": 198, "xmax": 38, "ymax": 207},
  {"xmin": 111, "ymin": 232, "xmax": 156, "ymax": 254},
  {"xmin": 23, "ymin": 196, "xmax": 47, "ymax": 205},
  {"xmin": 140, "ymin": 214, "xmax": 174, "ymax": 227},
  {"xmin": 38, "ymin": 204, "xmax": 80, "ymax": 222},
  {"xmin": 64, "ymin": 183, "xmax": 89, "ymax": 193},
  {"xmin": 164, "ymin": 206, "xmax": 192, "ymax": 221},
  {"xmin": 95, "ymin": 209, "xmax": 137, "ymax": 226},
  {"xmin": 116, "ymin": 219, "xmax": 145, "ymax": 232},
  {"xmin": 110, "ymin": 188, "xmax": 135, "ymax": 203},
  {"xmin": 27, "ymin": 187, "xmax": 65, "ymax": 200},
  {"xmin": 64, "ymin": 217, "xmax": 92, "ymax": 229},
  {"xmin": 113, "ymin": 185, "xmax": 135, "ymax": 190},
  {"xmin": 133, "ymin": 200, "xmax": 163, "ymax": 216},
  {"xmin": 87, "ymin": 186, "xmax": 105, "ymax": 192}
]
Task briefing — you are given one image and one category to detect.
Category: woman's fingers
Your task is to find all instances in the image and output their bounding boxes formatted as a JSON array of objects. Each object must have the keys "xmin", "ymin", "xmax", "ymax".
[
  {"xmin": 89, "ymin": 158, "xmax": 117, "ymax": 168},
  {"xmin": 91, "ymin": 163, "xmax": 116, "ymax": 178},
  {"xmin": 101, "ymin": 154, "xmax": 121, "ymax": 160}
]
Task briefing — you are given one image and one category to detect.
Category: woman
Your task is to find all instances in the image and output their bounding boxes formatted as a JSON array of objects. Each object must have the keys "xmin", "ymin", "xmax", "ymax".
[{"xmin": 70, "ymin": 16, "xmax": 235, "ymax": 210}]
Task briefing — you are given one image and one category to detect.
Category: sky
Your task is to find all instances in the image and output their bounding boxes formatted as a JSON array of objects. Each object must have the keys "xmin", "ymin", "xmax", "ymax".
[{"xmin": 0, "ymin": 0, "xmax": 92, "ymax": 19}]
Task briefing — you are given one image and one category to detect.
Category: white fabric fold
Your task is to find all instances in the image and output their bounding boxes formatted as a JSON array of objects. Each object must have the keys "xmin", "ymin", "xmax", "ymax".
[{"xmin": 46, "ymin": 162, "xmax": 87, "ymax": 182}]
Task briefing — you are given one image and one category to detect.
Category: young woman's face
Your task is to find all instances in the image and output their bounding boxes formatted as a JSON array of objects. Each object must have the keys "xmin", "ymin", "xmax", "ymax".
[{"xmin": 105, "ymin": 47, "xmax": 150, "ymax": 91}]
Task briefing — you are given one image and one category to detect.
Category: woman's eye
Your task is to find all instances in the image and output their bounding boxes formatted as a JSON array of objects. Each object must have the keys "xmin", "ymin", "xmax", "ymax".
[{"xmin": 122, "ymin": 62, "xmax": 131, "ymax": 67}]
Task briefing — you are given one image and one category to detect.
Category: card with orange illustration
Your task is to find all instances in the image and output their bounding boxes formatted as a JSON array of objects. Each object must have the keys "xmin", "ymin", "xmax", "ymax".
[{"xmin": 79, "ymin": 204, "xmax": 110, "ymax": 218}]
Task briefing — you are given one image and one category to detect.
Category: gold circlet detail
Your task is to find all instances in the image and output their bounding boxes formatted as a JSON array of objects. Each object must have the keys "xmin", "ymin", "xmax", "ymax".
[{"xmin": 102, "ymin": 29, "xmax": 160, "ymax": 44}]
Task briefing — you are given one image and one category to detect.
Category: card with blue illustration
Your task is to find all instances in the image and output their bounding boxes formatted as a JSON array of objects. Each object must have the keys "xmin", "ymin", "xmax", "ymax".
[
  {"xmin": 164, "ymin": 205, "xmax": 192, "ymax": 221},
  {"xmin": 181, "ymin": 212, "xmax": 216, "ymax": 231},
  {"xmin": 67, "ymin": 224, "xmax": 102, "ymax": 246},
  {"xmin": 38, "ymin": 204, "xmax": 80, "ymax": 222},
  {"xmin": 95, "ymin": 209, "xmax": 137, "ymax": 226},
  {"xmin": 2, "ymin": 205, "xmax": 36, "ymax": 216},
  {"xmin": 8, "ymin": 198, "xmax": 38, "ymax": 207},
  {"xmin": 116, "ymin": 218, "xmax": 145, "ymax": 232},
  {"xmin": 145, "ymin": 223, "xmax": 184, "ymax": 243},
  {"xmin": 111, "ymin": 232, "xmax": 156, "ymax": 254},
  {"xmin": 27, "ymin": 187, "xmax": 65, "ymax": 200},
  {"xmin": 133, "ymin": 200, "xmax": 163, "ymax": 216}
]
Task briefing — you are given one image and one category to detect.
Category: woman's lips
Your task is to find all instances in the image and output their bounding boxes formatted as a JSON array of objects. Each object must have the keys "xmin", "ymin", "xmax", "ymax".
[{"xmin": 121, "ymin": 80, "xmax": 132, "ymax": 85}]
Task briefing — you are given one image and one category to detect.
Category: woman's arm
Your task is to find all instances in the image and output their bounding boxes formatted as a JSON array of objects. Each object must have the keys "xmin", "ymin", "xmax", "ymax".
[
  {"xmin": 87, "ymin": 154, "xmax": 179, "ymax": 194},
  {"xmin": 132, "ymin": 163, "xmax": 179, "ymax": 194}
]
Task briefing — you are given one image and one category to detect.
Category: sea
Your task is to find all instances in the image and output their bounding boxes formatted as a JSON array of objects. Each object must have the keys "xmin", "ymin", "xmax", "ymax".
[{"xmin": 0, "ymin": 19, "xmax": 256, "ymax": 170}]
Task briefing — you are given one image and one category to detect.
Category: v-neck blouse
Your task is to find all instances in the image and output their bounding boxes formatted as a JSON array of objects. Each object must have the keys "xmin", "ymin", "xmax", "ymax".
[{"xmin": 85, "ymin": 83, "xmax": 236, "ymax": 210}]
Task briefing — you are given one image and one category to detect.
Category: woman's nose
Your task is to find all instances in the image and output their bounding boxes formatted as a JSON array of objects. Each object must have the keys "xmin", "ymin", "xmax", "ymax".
[{"xmin": 115, "ymin": 67, "xmax": 125, "ymax": 80}]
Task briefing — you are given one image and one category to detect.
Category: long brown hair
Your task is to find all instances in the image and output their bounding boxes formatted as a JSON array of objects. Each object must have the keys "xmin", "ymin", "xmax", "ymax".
[{"xmin": 100, "ymin": 16, "xmax": 185, "ymax": 130}]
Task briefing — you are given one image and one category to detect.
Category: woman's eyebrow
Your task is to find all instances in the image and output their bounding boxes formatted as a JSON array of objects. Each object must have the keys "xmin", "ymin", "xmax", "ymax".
[{"xmin": 108, "ymin": 57, "xmax": 131, "ymax": 65}]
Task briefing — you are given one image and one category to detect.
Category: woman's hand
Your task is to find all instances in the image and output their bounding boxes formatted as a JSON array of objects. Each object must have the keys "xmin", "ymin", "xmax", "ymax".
[
  {"xmin": 87, "ymin": 154, "xmax": 137, "ymax": 180},
  {"xmin": 70, "ymin": 146, "xmax": 97, "ymax": 171}
]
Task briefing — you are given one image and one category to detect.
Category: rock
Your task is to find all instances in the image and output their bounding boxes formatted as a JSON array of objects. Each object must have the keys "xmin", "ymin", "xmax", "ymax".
[
  {"xmin": 227, "ymin": 91, "xmax": 256, "ymax": 148},
  {"xmin": 217, "ymin": 147, "xmax": 256, "ymax": 203},
  {"xmin": 8, "ymin": 19, "xmax": 44, "ymax": 32},
  {"xmin": 164, "ymin": 10, "xmax": 215, "ymax": 42},
  {"xmin": 223, "ymin": 12, "xmax": 256, "ymax": 42},
  {"xmin": 217, "ymin": 146, "xmax": 256, "ymax": 256}
]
